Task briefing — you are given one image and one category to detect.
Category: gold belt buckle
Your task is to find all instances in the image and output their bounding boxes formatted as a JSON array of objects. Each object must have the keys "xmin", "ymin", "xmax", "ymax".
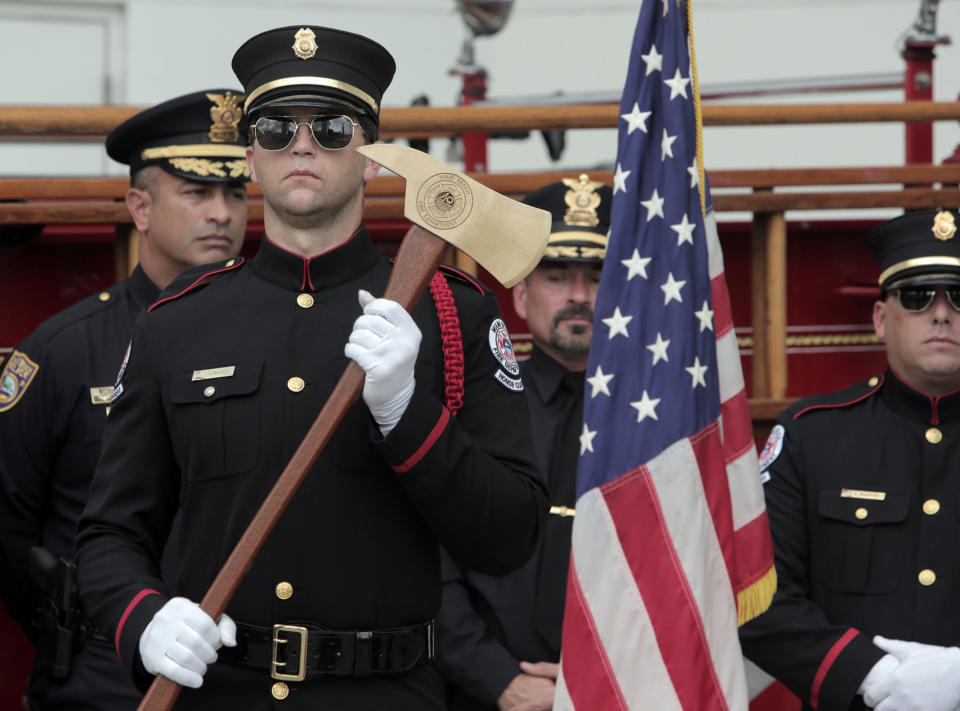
[{"xmin": 271, "ymin": 624, "xmax": 308, "ymax": 682}]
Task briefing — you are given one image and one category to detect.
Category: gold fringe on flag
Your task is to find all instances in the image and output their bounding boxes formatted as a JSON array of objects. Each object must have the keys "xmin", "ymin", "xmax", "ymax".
[
  {"xmin": 737, "ymin": 565, "xmax": 777, "ymax": 626},
  {"xmin": 687, "ymin": 0, "xmax": 707, "ymax": 221}
]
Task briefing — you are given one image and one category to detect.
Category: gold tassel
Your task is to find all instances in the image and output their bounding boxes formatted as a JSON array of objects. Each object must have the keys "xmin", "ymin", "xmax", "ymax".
[
  {"xmin": 687, "ymin": 0, "xmax": 707, "ymax": 221},
  {"xmin": 737, "ymin": 565, "xmax": 777, "ymax": 626}
]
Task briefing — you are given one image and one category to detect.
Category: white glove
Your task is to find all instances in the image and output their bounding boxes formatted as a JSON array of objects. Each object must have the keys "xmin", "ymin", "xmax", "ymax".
[
  {"xmin": 344, "ymin": 289, "xmax": 421, "ymax": 436},
  {"xmin": 138, "ymin": 597, "xmax": 236, "ymax": 689},
  {"xmin": 873, "ymin": 635, "xmax": 960, "ymax": 711},
  {"xmin": 858, "ymin": 653, "xmax": 899, "ymax": 707}
]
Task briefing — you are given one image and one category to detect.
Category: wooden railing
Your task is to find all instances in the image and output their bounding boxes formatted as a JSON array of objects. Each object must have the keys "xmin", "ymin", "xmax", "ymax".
[{"xmin": 4, "ymin": 101, "xmax": 960, "ymax": 419}]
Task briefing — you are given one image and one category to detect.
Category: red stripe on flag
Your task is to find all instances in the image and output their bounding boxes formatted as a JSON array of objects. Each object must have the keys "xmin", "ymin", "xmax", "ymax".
[
  {"xmin": 720, "ymin": 390, "xmax": 755, "ymax": 463},
  {"xmin": 734, "ymin": 511, "xmax": 775, "ymax": 591},
  {"xmin": 561, "ymin": 551, "xmax": 628, "ymax": 710},
  {"xmin": 601, "ymin": 465, "xmax": 729, "ymax": 711},
  {"xmin": 750, "ymin": 681, "xmax": 801, "ymax": 711},
  {"xmin": 689, "ymin": 424, "xmax": 738, "ymax": 595},
  {"xmin": 710, "ymin": 273, "xmax": 734, "ymax": 339}
]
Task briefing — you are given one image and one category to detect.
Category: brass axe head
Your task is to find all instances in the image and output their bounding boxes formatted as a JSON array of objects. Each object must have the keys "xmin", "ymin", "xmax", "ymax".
[{"xmin": 357, "ymin": 143, "xmax": 550, "ymax": 288}]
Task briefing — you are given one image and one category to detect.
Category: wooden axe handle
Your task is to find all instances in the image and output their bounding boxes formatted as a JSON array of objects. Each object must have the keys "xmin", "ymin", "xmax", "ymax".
[{"xmin": 138, "ymin": 225, "xmax": 449, "ymax": 710}]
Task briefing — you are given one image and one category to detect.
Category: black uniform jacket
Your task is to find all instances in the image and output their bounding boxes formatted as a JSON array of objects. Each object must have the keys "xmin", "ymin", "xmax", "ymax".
[
  {"xmin": 0, "ymin": 266, "xmax": 159, "ymax": 627},
  {"xmin": 438, "ymin": 349, "xmax": 579, "ymax": 709},
  {"xmin": 740, "ymin": 369, "xmax": 960, "ymax": 711},
  {"xmin": 75, "ymin": 230, "xmax": 547, "ymax": 710}
]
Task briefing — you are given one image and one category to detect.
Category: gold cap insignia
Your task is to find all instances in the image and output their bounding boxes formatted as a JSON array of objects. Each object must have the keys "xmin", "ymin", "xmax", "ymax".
[
  {"xmin": 562, "ymin": 174, "xmax": 605, "ymax": 228},
  {"xmin": 932, "ymin": 211, "xmax": 957, "ymax": 241},
  {"xmin": 292, "ymin": 27, "xmax": 318, "ymax": 60},
  {"xmin": 206, "ymin": 91, "xmax": 243, "ymax": 143}
]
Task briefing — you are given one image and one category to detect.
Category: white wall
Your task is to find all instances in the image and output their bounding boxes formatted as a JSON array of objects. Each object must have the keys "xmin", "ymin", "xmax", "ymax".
[{"xmin": 2, "ymin": 0, "xmax": 959, "ymax": 189}]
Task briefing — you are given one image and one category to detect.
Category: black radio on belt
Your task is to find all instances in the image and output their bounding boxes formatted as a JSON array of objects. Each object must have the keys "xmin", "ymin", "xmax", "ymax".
[
  {"xmin": 29, "ymin": 546, "xmax": 81, "ymax": 678},
  {"xmin": 220, "ymin": 619, "xmax": 436, "ymax": 681}
]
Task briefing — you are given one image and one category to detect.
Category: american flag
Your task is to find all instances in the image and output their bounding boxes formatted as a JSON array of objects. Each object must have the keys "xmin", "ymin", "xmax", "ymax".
[{"xmin": 555, "ymin": 2, "xmax": 777, "ymax": 710}]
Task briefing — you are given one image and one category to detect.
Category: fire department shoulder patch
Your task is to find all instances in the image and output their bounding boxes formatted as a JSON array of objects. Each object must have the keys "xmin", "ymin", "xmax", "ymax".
[
  {"xmin": 110, "ymin": 338, "xmax": 133, "ymax": 404},
  {"xmin": 758, "ymin": 424, "xmax": 785, "ymax": 481},
  {"xmin": 0, "ymin": 350, "xmax": 39, "ymax": 412},
  {"xmin": 488, "ymin": 318, "xmax": 519, "ymax": 376}
]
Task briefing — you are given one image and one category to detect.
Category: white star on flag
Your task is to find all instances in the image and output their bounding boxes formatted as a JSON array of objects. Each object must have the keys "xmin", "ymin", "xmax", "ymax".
[
  {"xmin": 587, "ymin": 365, "xmax": 614, "ymax": 398},
  {"xmin": 621, "ymin": 249, "xmax": 652, "ymax": 280},
  {"xmin": 646, "ymin": 332, "xmax": 670, "ymax": 365},
  {"xmin": 630, "ymin": 390, "xmax": 661, "ymax": 422},
  {"xmin": 664, "ymin": 68, "xmax": 690, "ymax": 100},
  {"xmin": 671, "ymin": 214, "xmax": 696, "ymax": 245},
  {"xmin": 685, "ymin": 356, "xmax": 708, "ymax": 388},
  {"xmin": 641, "ymin": 44, "xmax": 662, "ymax": 75},
  {"xmin": 688, "ymin": 160, "xmax": 700, "ymax": 188},
  {"xmin": 613, "ymin": 163, "xmax": 632, "ymax": 194},
  {"xmin": 580, "ymin": 422, "xmax": 597, "ymax": 454},
  {"xmin": 621, "ymin": 102, "xmax": 652, "ymax": 134},
  {"xmin": 660, "ymin": 272, "xmax": 686, "ymax": 305},
  {"xmin": 661, "ymin": 128, "xmax": 677, "ymax": 161},
  {"xmin": 602, "ymin": 307, "xmax": 633, "ymax": 339},
  {"xmin": 694, "ymin": 301, "xmax": 715, "ymax": 332},
  {"xmin": 640, "ymin": 189, "xmax": 665, "ymax": 221}
]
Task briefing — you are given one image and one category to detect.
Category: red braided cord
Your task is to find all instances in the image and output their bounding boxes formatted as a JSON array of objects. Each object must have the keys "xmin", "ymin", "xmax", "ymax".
[{"xmin": 429, "ymin": 271, "xmax": 464, "ymax": 416}]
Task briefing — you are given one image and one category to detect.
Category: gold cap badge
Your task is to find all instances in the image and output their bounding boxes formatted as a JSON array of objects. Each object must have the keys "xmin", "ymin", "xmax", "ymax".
[
  {"xmin": 932, "ymin": 210, "xmax": 957, "ymax": 241},
  {"xmin": 292, "ymin": 27, "xmax": 318, "ymax": 60},
  {"xmin": 206, "ymin": 91, "xmax": 243, "ymax": 143},
  {"xmin": 562, "ymin": 174, "xmax": 605, "ymax": 228}
]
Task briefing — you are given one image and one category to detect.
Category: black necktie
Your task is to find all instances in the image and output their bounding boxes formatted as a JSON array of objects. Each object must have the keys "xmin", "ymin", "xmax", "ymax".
[{"xmin": 533, "ymin": 369, "xmax": 584, "ymax": 655}]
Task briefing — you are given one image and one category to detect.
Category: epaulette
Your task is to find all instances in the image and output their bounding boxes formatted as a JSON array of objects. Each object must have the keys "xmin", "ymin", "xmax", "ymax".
[
  {"xmin": 789, "ymin": 373, "xmax": 884, "ymax": 420},
  {"xmin": 28, "ymin": 282, "xmax": 127, "ymax": 344},
  {"xmin": 148, "ymin": 257, "xmax": 245, "ymax": 313},
  {"xmin": 437, "ymin": 264, "xmax": 487, "ymax": 295}
]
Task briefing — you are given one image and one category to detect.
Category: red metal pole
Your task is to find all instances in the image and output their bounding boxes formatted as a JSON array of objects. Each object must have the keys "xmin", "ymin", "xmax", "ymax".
[
  {"xmin": 902, "ymin": 41, "xmax": 935, "ymax": 164},
  {"xmin": 457, "ymin": 68, "xmax": 489, "ymax": 173}
]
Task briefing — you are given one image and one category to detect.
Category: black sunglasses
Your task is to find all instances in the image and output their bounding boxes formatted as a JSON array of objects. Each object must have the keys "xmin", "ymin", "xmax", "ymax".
[
  {"xmin": 894, "ymin": 285, "xmax": 960, "ymax": 313},
  {"xmin": 251, "ymin": 115, "xmax": 360, "ymax": 151}
]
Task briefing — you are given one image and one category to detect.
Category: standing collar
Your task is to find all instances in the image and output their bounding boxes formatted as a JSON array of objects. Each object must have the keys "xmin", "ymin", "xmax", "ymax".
[
  {"xmin": 129, "ymin": 265, "xmax": 161, "ymax": 309},
  {"xmin": 881, "ymin": 368, "xmax": 960, "ymax": 425},
  {"xmin": 248, "ymin": 226, "xmax": 381, "ymax": 292}
]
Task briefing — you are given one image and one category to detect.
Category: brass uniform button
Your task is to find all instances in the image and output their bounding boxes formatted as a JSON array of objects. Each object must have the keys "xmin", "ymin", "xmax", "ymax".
[
  {"xmin": 271, "ymin": 682, "xmax": 289, "ymax": 700},
  {"xmin": 203, "ymin": 386, "xmax": 215, "ymax": 397},
  {"xmin": 98, "ymin": 292, "xmax": 111, "ymax": 302},
  {"xmin": 919, "ymin": 569, "xmax": 936, "ymax": 586},
  {"xmin": 868, "ymin": 376, "xmax": 879, "ymax": 387},
  {"xmin": 296, "ymin": 293, "xmax": 314, "ymax": 309},
  {"xmin": 855, "ymin": 507, "xmax": 868, "ymax": 520},
  {"xmin": 275, "ymin": 581, "xmax": 293, "ymax": 600},
  {"xmin": 287, "ymin": 377, "xmax": 305, "ymax": 393},
  {"xmin": 923, "ymin": 499, "xmax": 941, "ymax": 515},
  {"xmin": 225, "ymin": 259, "xmax": 235, "ymax": 267},
  {"xmin": 925, "ymin": 427, "xmax": 943, "ymax": 444}
]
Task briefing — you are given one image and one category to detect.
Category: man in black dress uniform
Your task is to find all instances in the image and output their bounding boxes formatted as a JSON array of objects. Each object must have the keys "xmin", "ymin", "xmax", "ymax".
[
  {"xmin": 437, "ymin": 176, "xmax": 610, "ymax": 711},
  {"xmin": 740, "ymin": 209, "xmax": 960, "ymax": 711},
  {"xmin": 0, "ymin": 89, "xmax": 249, "ymax": 710},
  {"xmin": 75, "ymin": 25, "xmax": 546, "ymax": 711}
]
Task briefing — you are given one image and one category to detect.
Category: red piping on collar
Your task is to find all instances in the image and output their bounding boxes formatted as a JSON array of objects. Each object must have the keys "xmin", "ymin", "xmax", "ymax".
[
  {"xmin": 896, "ymin": 375, "xmax": 960, "ymax": 425},
  {"xmin": 265, "ymin": 228, "xmax": 362, "ymax": 292}
]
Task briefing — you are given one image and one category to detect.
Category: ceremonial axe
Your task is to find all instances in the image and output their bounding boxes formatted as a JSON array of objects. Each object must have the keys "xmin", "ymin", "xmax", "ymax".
[{"xmin": 139, "ymin": 144, "xmax": 549, "ymax": 710}]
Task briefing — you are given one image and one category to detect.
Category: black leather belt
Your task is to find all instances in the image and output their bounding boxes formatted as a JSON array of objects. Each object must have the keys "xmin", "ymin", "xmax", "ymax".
[{"xmin": 219, "ymin": 619, "xmax": 436, "ymax": 681}]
